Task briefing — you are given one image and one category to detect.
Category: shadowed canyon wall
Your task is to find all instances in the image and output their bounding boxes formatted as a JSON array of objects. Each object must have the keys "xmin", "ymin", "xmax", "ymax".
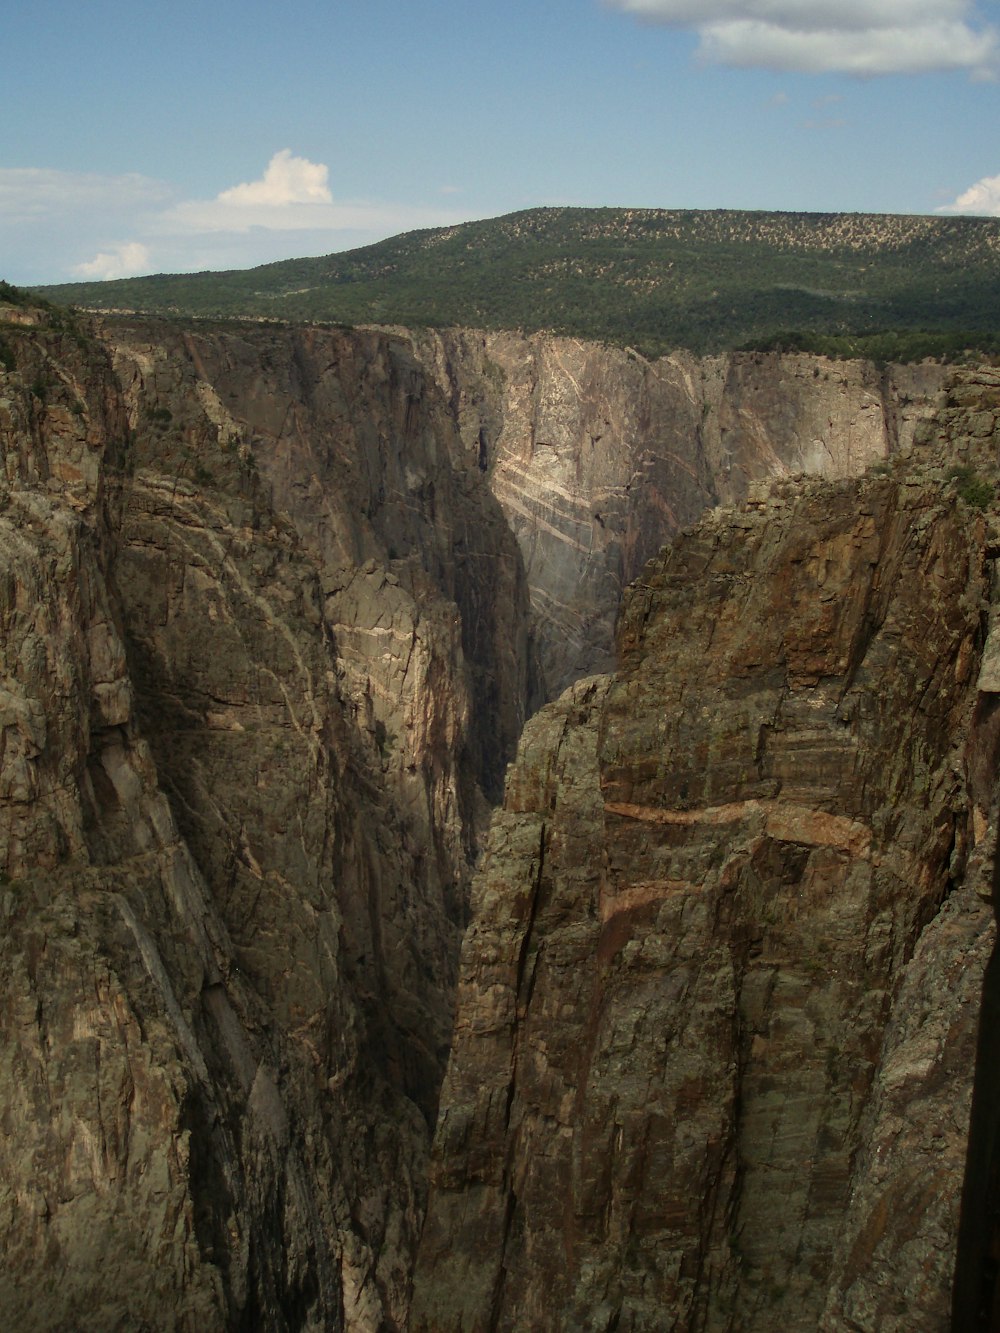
[
  {"xmin": 0, "ymin": 311, "xmax": 531, "ymax": 1330},
  {"xmin": 0, "ymin": 299, "xmax": 994, "ymax": 1330}
]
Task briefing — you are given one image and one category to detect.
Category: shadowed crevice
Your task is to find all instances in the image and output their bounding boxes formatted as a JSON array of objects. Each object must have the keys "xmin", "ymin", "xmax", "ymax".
[{"xmin": 953, "ymin": 872, "xmax": 1000, "ymax": 1331}]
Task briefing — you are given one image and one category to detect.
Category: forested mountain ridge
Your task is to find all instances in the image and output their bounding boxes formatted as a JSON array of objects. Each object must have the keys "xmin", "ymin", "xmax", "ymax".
[{"xmin": 35, "ymin": 205, "xmax": 1000, "ymax": 356}]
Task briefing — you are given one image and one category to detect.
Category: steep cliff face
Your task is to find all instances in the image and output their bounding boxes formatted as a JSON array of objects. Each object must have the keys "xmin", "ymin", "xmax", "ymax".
[
  {"xmin": 0, "ymin": 310, "xmax": 245, "ymax": 1327},
  {"xmin": 1, "ymin": 293, "xmax": 994, "ymax": 1332},
  {"xmin": 412, "ymin": 392, "xmax": 1000, "ymax": 1329},
  {"xmin": 405, "ymin": 329, "xmax": 947, "ymax": 698},
  {"xmin": 107, "ymin": 319, "xmax": 531, "ymax": 811},
  {"xmin": 101, "ymin": 322, "xmax": 950, "ymax": 711},
  {"xmin": 0, "ymin": 308, "xmax": 532, "ymax": 1329}
]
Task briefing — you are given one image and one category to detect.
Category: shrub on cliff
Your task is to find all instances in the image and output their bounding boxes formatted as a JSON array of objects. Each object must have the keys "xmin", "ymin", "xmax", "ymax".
[{"xmin": 948, "ymin": 465, "xmax": 994, "ymax": 510}]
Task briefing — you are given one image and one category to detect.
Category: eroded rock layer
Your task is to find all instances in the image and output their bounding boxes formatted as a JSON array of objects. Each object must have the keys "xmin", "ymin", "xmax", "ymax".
[{"xmin": 412, "ymin": 453, "xmax": 1000, "ymax": 1331}]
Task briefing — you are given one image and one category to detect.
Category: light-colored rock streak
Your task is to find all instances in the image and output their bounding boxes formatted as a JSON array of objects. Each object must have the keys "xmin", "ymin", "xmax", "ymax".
[
  {"xmin": 604, "ymin": 798, "xmax": 872, "ymax": 857},
  {"xmin": 135, "ymin": 477, "xmax": 327, "ymax": 747},
  {"xmin": 493, "ymin": 457, "xmax": 598, "ymax": 515},
  {"xmin": 112, "ymin": 893, "xmax": 211, "ymax": 1085},
  {"xmin": 549, "ymin": 342, "xmax": 586, "ymax": 400},
  {"xmin": 490, "ymin": 487, "xmax": 592, "ymax": 554}
]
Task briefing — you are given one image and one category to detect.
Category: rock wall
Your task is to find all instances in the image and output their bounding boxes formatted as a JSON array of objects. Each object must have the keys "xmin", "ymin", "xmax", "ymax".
[
  {"xmin": 0, "ymin": 296, "xmax": 993, "ymax": 1331},
  {"xmin": 411, "ymin": 390, "xmax": 1000, "ymax": 1329},
  {"xmin": 404, "ymin": 329, "xmax": 947, "ymax": 698},
  {"xmin": 102, "ymin": 321, "xmax": 952, "ymax": 712},
  {"xmin": 0, "ymin": 309, "xmax": 532, "ymax": 1329},
  {"xmin": 107, "ymin": 320, "xmax": 531, "ymax": 811}
]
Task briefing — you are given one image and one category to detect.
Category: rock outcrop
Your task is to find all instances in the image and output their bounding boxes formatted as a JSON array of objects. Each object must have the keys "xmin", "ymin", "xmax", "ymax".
[{"xmin": 412, "ymin": 398, "xmax": 1000, "ymax": 1329}]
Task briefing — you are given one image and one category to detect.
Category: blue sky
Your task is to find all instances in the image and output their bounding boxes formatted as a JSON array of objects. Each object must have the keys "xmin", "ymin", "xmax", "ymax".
[{"xmin": 4, "ymin": 0, "xmax": 1000, "ymax": 285}]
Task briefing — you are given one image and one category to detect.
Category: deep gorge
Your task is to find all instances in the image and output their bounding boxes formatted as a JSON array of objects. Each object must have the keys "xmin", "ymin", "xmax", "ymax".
[{"xmin": 0, "ymin": 299, "xmax": 996, "ymax": 1330}]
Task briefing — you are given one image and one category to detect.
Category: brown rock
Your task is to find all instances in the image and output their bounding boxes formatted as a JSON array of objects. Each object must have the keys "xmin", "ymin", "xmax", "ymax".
[
  {"xmin": 1, "ymin": 303, "xmax": 996, "ymax": 1331},
  {"xmin": 413, "ymin": 469, "xmax": 994, "ymax": 1331},
  {"xmin": 0, "ymin": 311, "xmax": 533, "ymax": 1329}
]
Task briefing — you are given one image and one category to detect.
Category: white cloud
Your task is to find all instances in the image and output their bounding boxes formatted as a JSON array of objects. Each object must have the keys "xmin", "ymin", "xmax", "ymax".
[
  {"xmin": 161, "ymin": 150, "xmax": 457, "ymax": 236},
  {"xmin": 216, "ymin": 149, "xmax": 333, "ymax": 207},
  {"xmin": 74, "ymin": 242, "xmax": 152, "ymax": 280},
  {"xmin": 612, "ymin": 1, "xmax": 976, "ymax": 28},
  {"xmin": 606, "ymin": 0, "xmax": 999, "ymax": 75},
  {"xmin": 701, "ymin": 17, "xmax": 997, "ymax": 73},
  {"xmin": 937, "ymin": 173, "xmax": 1000, "ymax": 214}
]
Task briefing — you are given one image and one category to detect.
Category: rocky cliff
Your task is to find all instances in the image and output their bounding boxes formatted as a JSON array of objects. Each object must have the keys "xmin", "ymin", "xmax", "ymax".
[
  {"xmin": 411, "ymin": 386, "xmax": 1000, "ymax": 1330},
  {"xmin": 0, "ymin": 295, "xmax": 993, "ymax": 1331},
  {"xmin": 102, "ymin": 322, "xmax": 951, "ymax": 709},
  {"xmin": 403, "ymin": 329, "xmax": 947, "ymax": 698},
  {"xmin": 0, "ymin": 307, "xmax": 532, "ymax": 1330}
]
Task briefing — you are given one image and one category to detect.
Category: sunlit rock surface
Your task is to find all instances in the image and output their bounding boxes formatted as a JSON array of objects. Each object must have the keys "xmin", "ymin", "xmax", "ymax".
[
  {"xmin": 412, "ymin": 445, "xmax": 1000, "ymax": 1330},
  {"xmin": 405, "ymin": 329, "xmax": 946, "ymax": 698}
]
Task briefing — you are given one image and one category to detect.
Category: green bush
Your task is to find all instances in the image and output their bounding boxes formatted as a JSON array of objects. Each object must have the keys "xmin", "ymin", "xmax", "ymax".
[
  {"xmin": 947, "ymin": 464, "xmax": 994, "ymax": 509},
  {"xmin": 0, "ymin": 280, "xmax": 28, "ymax": 307}
]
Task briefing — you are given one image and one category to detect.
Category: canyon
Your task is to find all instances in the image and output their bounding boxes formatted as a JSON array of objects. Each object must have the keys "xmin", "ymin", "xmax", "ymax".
[{"xmin": 0, "ymin": 295, "xmax": 995, "ymax": 1330}]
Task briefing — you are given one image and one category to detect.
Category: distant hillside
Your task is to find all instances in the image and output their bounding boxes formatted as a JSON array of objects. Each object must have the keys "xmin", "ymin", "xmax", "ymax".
[{"xmin": 34, "ymin": 206, "xmax": 1000, "ymax": 356}]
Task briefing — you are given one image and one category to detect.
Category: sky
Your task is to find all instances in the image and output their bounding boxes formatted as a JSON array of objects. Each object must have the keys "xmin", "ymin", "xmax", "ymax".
[{"xmin": 4, "ymin": 0, "xmax": 1000, "ymax": 285}]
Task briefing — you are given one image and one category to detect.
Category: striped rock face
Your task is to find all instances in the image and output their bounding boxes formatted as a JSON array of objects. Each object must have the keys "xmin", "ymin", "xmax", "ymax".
[{"xmin": 404, "ymin": 329, "xmax": 949, "ymax": 701}]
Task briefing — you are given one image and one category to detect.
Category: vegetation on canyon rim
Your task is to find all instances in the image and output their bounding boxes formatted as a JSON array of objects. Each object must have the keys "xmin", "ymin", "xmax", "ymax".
[{"xmin": 34, "ymin": 206, "xmax": 1000, "ymax": 359}]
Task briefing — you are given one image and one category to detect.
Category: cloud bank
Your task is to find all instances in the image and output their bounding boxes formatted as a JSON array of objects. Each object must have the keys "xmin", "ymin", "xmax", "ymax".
[
  {"xmin": 74, "ymin": 242, "xmax": 152, "ymax": 280},
  {"xmin": 607, "ymin": 0, "xmax": 999, "ymax": 75},
  {"xmin": 165, "ymin": 151, "xmax": 446, "ymax": 236},
  {"xmin": 0, "ymin": 152, "xmax": 465, "ymax": 284}
]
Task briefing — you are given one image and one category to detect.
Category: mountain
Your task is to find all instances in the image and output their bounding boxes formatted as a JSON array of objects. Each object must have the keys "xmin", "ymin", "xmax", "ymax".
[{"xmin": 33, "ymin": 206, "xmax": 1000, "ymax": 356}]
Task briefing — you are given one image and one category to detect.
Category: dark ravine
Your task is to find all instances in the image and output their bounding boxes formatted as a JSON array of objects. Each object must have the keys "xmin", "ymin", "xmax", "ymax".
[{"xmin": 0, "ymin": 295, "xmax": 997, "ymax": 1330}]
